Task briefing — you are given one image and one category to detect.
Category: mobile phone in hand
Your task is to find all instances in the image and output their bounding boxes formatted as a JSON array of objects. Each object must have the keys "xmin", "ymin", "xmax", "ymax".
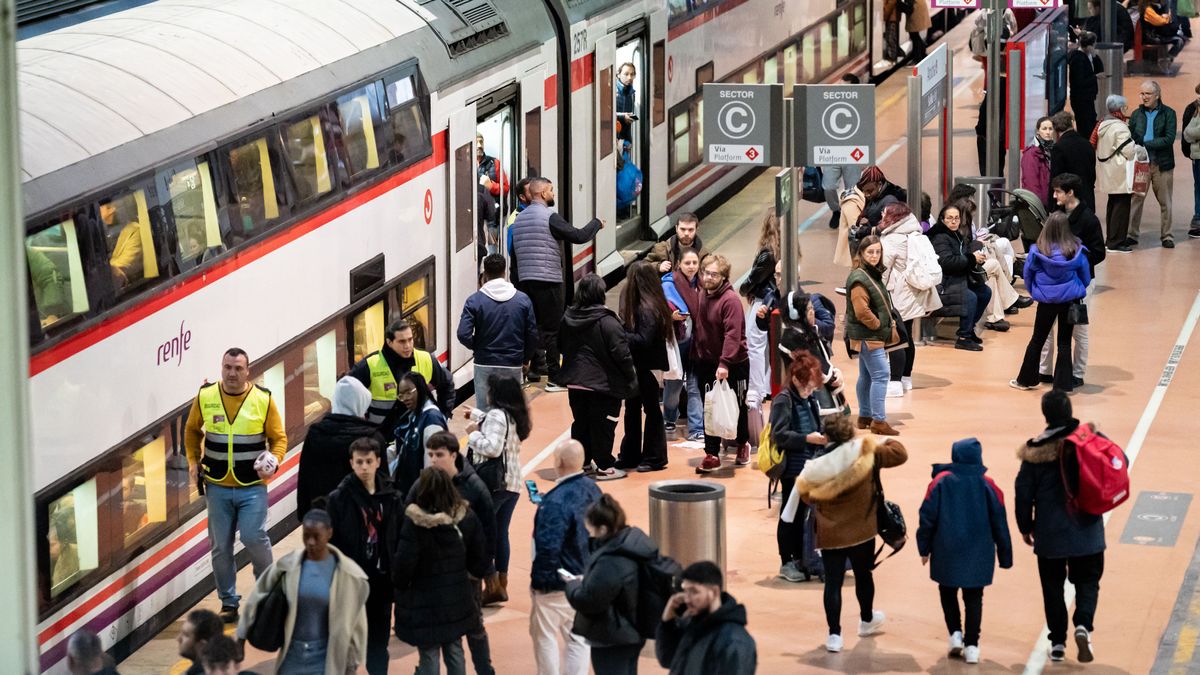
[
  {"xmin": 525, "ymin": 479, "xmax": 543, "ymax": 504},
  {"xmin": 558, "ymin": 568, "xmax": 579, "ymax": 581}
]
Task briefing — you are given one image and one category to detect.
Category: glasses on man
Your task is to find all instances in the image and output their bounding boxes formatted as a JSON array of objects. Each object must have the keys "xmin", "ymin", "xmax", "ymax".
[{"xmin": 702, "ymin": 270, "xmax": 723, "ymax": 279}]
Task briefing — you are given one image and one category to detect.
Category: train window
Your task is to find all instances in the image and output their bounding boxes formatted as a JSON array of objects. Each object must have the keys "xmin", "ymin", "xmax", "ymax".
[
  {"xmin": 652, "ymin": 40, "xmax": 665, "ymax": 126},
  {"xmin": 48, "ymin": 480, "xmax": 99, "ymax": 598},
  {"xmin": 300, "ymin": 330, "xmax": 337, "ymax": 425},
  {"xmin": 741, "ymin": 65, "xmax": 758, "ymax": 85},
  {"xmin": 599, "ymin": 65, "xmax": 614, "ymax": 160},
  {"xmin": 351, "ymin": 300, "xmax": 385, "ymax": 364},
  {"xmin": 852, "ymin": 2, "xmax": 868, "ymax": 56},
  {"xmin": 837, "ymin": 11, "xmax": 851, "ymax": 60},
  {"xmin": 100, "ymin": 189, "xmax": 160, "ymax": 298},
  {"xmin": 453, "ymin": 143, "xmax": 474, "ymax": 253},
  {"xmin": 525, "ymin": 108, "xmax": 541, "ymax": 177},
  {"xmin": 695, "ymin": 62, "xmax": 713, "ymax": 89},
  {"xmin": 670, "ymin": 108, "xmax": 691, "ymax": 179},
  {"xmin": 764, "ymin": 55, "xmax": 779, "ymax": 85},
  {"xmin": 385, "ymin": 74, "xmax": 432, "ymax": 167},
  {"xmin": 283, "ymin": 115, "xmax": 333, "ymax": 202},
  {"xmin": 802, "ymin": 35, "xmax": 816, "ymax": 81},
  {"xmin": 121, "ymin": 435, "xmax": 168, "ymax": 545},
  {"xmin": 336, "ymin": 84, "xmax": 385, "ymax": 178},
  {"xmin": 256, "ymin": 362, "xmax": 287, "ymax": 424},
  {"xmin": 27, "ymin": 219, "xmax": 89, "ymax": 330},
  {"xmin": 819, "ymin": 23, "xmax": 834, "ymax": 75},
  {"xmin": 783, "ymin": 45, "xmax": 798, "ymax": 96},
  {"xmin": 160, "ymin": 160, "xmax": 225, "ymax": 266},
  {"xmin": 229, "ymin": 137, "xmax": 282, "ymax": 237}
]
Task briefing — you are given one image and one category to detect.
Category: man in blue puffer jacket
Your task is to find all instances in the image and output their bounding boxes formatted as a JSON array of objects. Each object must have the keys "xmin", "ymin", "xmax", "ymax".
[{"xmin": 458, "ymin": 254, "xmax": 538, "ymax": 408}]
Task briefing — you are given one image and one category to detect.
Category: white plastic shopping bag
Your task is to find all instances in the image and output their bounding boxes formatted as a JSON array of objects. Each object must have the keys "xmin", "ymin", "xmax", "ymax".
[
  {"xmin": 704, "ymin": 380, "xmax": 739, "ymax": 440},
  {"xmin": 662, "ymin": 339, "xmax": 683, "ymax": 381}
]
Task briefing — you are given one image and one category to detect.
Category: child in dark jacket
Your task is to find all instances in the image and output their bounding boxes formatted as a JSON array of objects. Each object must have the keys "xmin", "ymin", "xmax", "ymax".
[{"xmin": 916, "ymin": 437, "xmax": 1013, "ymax": 665}]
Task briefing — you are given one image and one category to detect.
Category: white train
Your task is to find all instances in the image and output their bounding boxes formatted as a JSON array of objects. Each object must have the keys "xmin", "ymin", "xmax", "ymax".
[{"xmin": 19, "ymin": 0, "xmax": 897, "ymax": 669}]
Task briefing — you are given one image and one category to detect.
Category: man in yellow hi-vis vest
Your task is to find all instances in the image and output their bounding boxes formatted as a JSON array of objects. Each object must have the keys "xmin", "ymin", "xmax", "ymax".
[
  {"xmin": 185, "ymin": 347, "xmax": 287, "ymax": 624},
  {"xmin": 350, "ymin": 319, "xmax": 455, "ymax": 428}
]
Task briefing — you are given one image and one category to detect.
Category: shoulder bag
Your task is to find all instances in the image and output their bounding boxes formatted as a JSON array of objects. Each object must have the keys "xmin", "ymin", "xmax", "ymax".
[
  {"xmin": 862, "ymin": 274, "xmax": 909, "ymax": 353},
  {"xmin": 469, "ymin": 415, "xmax": 509, "ymax": 493},
  {"xmin": 246, "ymin": 572, "xmax": 288, "ymax": 652},
  {"xmin": 1067, "ymin": 299, "xmax": 1089, "ymax": 326},
  {"xmin": 872, "ymin": 463, "xmax": 907, "ymax": 569}
]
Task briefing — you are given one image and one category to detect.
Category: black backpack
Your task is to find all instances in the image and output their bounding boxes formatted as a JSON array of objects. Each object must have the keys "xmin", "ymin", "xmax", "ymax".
[{"xmin": 631, "ymin": 554, "xmax": 683, "ymax": 640}]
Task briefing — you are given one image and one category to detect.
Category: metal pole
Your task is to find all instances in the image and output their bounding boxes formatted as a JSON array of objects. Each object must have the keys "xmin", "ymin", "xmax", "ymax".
[
  {"xmin": 985, "ymin": 0, "xmax": 1003, "ymax": 178},
  {"xmin": 1101, "ymin": 0, "xmax": 1114, "ymax": 44},
  {"xmin": 907, "ymin": 73, "xmax": 922, "ymax": 214},
  {"xmin": 945, "ymin": 48, "xmax": 954, "ymax": 201},
  {"xmin": 0, "ymin": 0, "xmax": 39, "ymax": 671},
  {"xmin": 1007, "ymin": 48, "xmax": 1023, "ymax": 193},
  {"xmin": 782, "ymin": 97, "xmax": 797, "ymax": 291}
]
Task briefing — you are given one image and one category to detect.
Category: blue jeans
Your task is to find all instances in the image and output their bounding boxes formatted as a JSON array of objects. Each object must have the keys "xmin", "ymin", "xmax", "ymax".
[
  {"xmin": 493, "ymin": 489, "xmax": 519, "ymax": 573},
  {"xmin": 1191, "ymin": 160, "xmax": 1200, "ymax": 220},
  {"xmin": 855, "ymin": 344, "xmax": 890, "ymax": 422},
  {"xmin": 473, "ymin": 364, "xmax": 524, "ymax": 409},
  {"xmin": 418, "ymin": 641, "xmax": 466, "ymax": 675},
  {"xmin": 663, "ymin": 371, "xmax": 704, "ymax": 435},
  {"xmin": 205, "ymin": 483, "xmax": 272, "ymax": 607},
  {"xmin": 279, "ymin": 639, "xmax": 327, "ymax": 674},
  {"xmin": 959, "ymin": 284, "xmax": 992, "ymax": 338}
]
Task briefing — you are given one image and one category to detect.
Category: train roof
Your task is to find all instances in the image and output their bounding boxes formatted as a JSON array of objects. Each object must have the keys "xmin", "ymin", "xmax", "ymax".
[{"xmin": 18, "ymin": 0, "xmax": 554, "ymax": 219}]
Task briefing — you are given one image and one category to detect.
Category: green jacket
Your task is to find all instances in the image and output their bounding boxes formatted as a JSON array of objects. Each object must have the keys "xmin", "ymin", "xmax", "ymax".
[
  {"xmin": 1129, "ymin": 103, "xmax": 1177, "ymax": 171},
  {"xmin": 845, "ymin": 268, "xmax": 893, "ymax": 343}
]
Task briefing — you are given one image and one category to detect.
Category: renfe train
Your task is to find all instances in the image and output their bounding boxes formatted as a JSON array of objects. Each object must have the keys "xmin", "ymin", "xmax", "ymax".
[{"xmin": 18, "ymin": 0, "xmax": 887, "ymax": 669}]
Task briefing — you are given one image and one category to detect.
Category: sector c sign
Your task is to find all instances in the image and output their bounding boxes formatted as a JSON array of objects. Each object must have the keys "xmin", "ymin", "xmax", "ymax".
[
  {"xmin": 702, "ymin": 83, "xmax": 783, "ymax": 166},
  {"xmin": 795, "ymin": 84, "xmax": 876, "ymax": 166}
]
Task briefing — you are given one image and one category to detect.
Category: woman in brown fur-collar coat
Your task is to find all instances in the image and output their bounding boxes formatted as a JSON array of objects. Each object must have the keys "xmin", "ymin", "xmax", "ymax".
[{"xmin": 795, "ymin": 414, "xmax": 907, "ymax": 653}]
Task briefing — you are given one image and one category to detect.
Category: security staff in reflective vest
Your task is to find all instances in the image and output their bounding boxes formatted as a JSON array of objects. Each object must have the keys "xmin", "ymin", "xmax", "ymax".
[
  {"xmin": 184, "ymin": 347, "xmax": 287, "ymax": 624},
  {"xmin": 350, "ymin": 319, "xmax": 455, "ymax": 427}
]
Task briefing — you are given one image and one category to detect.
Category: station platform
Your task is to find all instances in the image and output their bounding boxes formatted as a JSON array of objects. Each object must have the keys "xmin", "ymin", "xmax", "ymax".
[{"xmin": 123, "ymin": 19, "xmax": 1200, "ymax": 675}]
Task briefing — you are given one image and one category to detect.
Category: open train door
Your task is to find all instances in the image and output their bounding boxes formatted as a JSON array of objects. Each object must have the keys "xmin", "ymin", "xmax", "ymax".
[
  {"xmin": 592, "ymin": 32, "xmax": 620, "ymax": 276},
  {"xmin": 447, "ymin": 104, "xmax": 478, "ymax": 379},
  {"xmin": 648, "ymin": 8, "xmax": 669, "ymax": 235},
  {"xmin": 516, "ymin": 67, "xmax": 545, "ymax": 258}
]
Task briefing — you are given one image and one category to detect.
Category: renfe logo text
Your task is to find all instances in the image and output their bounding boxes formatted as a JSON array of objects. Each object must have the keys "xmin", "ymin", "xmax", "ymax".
[{"xmin": 158, "ymin": 321, "xmax": 192, "ymax": 367}]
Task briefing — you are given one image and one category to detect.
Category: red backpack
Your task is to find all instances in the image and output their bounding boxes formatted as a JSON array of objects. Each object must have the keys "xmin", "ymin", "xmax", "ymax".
[{"xmin": 1062, "ymin": 424, "xmax": 1130, "ymax": 516}]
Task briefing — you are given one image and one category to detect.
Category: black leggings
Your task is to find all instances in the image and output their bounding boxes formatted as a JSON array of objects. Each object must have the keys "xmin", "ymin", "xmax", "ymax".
[
  {"xmin": 939, "ymin": 585, "xmax": 984, "ymax": 647},
  {"xmin": 821, "ymin": 539, "xmax": 876, "ymax": 635},
  {"xmin": 888, "ymin": 319, "xmax": 915, "ymax": 381}
]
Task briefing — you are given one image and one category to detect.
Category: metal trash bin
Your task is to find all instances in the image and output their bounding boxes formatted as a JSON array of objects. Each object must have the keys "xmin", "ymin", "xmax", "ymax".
[{"xmin": 648, "ymin": 480, "xmax": 726, "ymax": 573}]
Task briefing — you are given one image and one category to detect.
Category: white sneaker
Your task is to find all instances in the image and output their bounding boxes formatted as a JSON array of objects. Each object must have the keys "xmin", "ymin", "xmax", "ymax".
[
  {"xmin": 964, "ymin": 645, "xmax": 980, "ymax": 664},
  {"xmin": 948, "ymin": 631, "xmax": 964, "ymax": 657},
  {"xmin": 858, "ymin": 610, "xmax": 885, "ymax": 636},
  {"xmin": 886, "ymin": 381, "xmax": 904, "ymax": 398},
  {"xmin": 1075, "ymin": 626, "xmax": 1094, "ymax": 663},
  {"xmin": 901, "ymin": 376, "xmax": 913, "ymax": 391},
  {"xmin": 825, "ymin": 634, "xmax": 843, "ymax": 653},
  {"xmin": 1049, "ymin": 644, "xmax": 1066, "ymax": 662}
]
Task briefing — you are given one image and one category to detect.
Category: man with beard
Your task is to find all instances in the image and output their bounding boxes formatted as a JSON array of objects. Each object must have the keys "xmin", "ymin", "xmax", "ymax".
[
  {"xmin": 656, "ymin": 561, "xmax": 756, "ymax": 674},
  {"xmin": 510, "ymin": 177, "xmax": 603, "ymax": 390},
  {"xmin": 692, "ymin": 253, "xmax": 750, "ymax": 472}
]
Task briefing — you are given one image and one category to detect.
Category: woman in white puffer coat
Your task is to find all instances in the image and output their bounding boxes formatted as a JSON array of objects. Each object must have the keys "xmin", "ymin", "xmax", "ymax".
[{"xmin": 878, "ymin": 202, "xmax": 941, "ymax": 397}]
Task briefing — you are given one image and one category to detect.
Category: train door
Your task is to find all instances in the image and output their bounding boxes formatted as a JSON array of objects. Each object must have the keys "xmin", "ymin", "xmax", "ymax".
[
  {"xmin": 614, "ymin": 21, "xmax": 648, "ymax": 254},
  {"xmin": 475, "ymin": 84, "xmax": 519, "ymax": 260},
  {"xmin": 447, "ymin": 104, "xmax": 477, "ymax": 374},
  {"xmin": 647, "ymin": 9, "xmax": 668, "ymax": 235},
  {"xmin": 592, "ymin": 32, "xmax": 619, "ymax": 275}
]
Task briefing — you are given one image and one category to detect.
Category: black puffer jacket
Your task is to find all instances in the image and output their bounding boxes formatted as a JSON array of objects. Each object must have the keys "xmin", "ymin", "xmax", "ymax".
[
  {"xmin": 625, "ymin": 305, "xmax": 670, "ymax": 371},
  {"xmin": 926, "ymin": 221, "xmax": 984, "ymax": 318},
  {"xmin": 769, "ymin": 388, "xmax": 821, "ymax": 478},
  {"xmin": 566, "ymin": 526, "xmax": 659, "ymax": 647},
  {"xmin": 392, "ymin": 503, "xmax": 488, "ymax": 647},
  {"xmin": 558, "ymin": 304, "xmax": 638, "ymax": 399},
  {"xmin": 407, "ymin": 460, "xmax": 498, "ymax": 574},
  {"xmin": 656, "ymin": 593, "xmax": 757, "ymax": 675},
  {"xmin": 297, "ymin": 413, "xmax": 385, "ymax": 515},
  {"xmin": 326, "ymin": 471, "xmax": 401, "ymax": 580}
]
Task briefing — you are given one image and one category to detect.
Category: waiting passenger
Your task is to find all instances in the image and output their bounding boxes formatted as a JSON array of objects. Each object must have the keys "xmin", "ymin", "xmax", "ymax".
[
  {"xmin": 794, "ymin": 413, "xmax": 907, "ymax": 654},
  {"xmin": 66, "ymin": 629, "xmax": 118, "ymax": 675},
  {"xmin": 656, "ymin": 561, "xmax": 757, "ymax": 675},
  {"xmin": 834, "ymin": 178, "xmax": 866, "ymax": 268},
  {"xmin": 457, "ymin": 254, "xmax": 538, "ymax": 408},
  {"xmin": 1021, "ymin": 116, "xmax": 1056, "ymax": 213},
  {"xmin": 772, "ymin": 353, "xmax": 826, "ymax": 583},
  {"xmin": 616, "ymin": 62, "xmax": 637, "ymax": 144},
  {"xmin": 558, "ymin": 274, "xmax": 636, "ymax": 480},
  {"xmin": 510, "ymin": 177, "xmax": 603, "ymax": 389},
  {"xmin": 1016, "ymin": 390, "xmax": 1111, "ymax": 664},
  {"xmin": 617, "ymin": 262, "xmax": 673, "ymax": 473},
  {"xmin": 296, "ymin": 376, "xmax": 381, "ymax": 516},
  {"xmin": 392, "ymin": 467, "xmax": 490, "ymax": 675},
  {"xmin": 389, "ymin": 371, "xmax": 448, "ymax": 496},
  {"xmin": 465, "ymin": 374, "xmax": 532, "ymax": 605},
  {"xmin": 566, "ymin": 494, "xmax": 658, "ymax": 674},
  {"xmin": 326, "ymin": 438, "xmax": 402, "ymax": 675},
  {"xmin": 350, "ymin": 319, "xmax": 455, "ymax": 426},
  {"xmin": 1067, "ymin": 32, "xmax": 1103, "ymax": 140},
  {"xmin": 1049, "ymin": 111, "xmax": 1098, "ymax": 211},
  {"xmin": 741, "ymin": 210, "xmax": 780, "ymax": 419},
  {"xmin": 100, "ymin": 199, "xmax": 143, "ymax": 289},
  {"xmin": 530, "ymin": 440, "xmax": 601, "ymax": 675},
  {"xmin": 649, "ymin": 213, "xmax": 705, "ymax": 274},
  {"xmin": 179, "ymin": 609, "xmax": 225, "ymax": 675},
  {"xmin": 199, "ymin": 634, "xmax": 254, "ymax": 675},
  {"xmin": 844, "ymin": 236, "xmax": 899, "ymax": 436},
  {"xmin": 1128, "ymin": 80, "xmax": 1178, "ymax": 249},
  {"xmin": 853, "ymin": 166, "xmax": 907, "ymax": 240},
  {"xmin": 661, "ymin": 249, "xmax": 705, "ymax": 441},
  {"xmin": 237, "ymin": 508, "xmax": 370, "ymax": 674},
  {"xmin": 916, "ymin": 438, "xmax": 1013, "ymax": 665},
  {"xmin": 1010, "ymin": 212, "xmax": 1092, "ymax": 392},
  {"xmin": 877, "ymin": 202, "xmax": 938, "ymax": 397},
  {"xmin": 926, "ymin": 203, "xmax": 991, "ymax": 352},
  {"xmin": 1096, "ymin": 95, "xmax": 1137, "ymax": 251},
  {"xmin": 694, "ymin": 253, "xmax": 752, "ymax": 470}
]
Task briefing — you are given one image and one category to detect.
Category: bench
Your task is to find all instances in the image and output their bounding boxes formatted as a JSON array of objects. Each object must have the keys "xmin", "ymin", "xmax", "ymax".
[{"xmin": 1127, "ymin": 14, "xmax": 1180, "ymax": 76}]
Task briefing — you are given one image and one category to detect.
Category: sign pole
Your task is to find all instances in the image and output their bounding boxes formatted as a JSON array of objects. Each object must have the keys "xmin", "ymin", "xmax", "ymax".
[
  {"xmin": 907, "ymin": 73, "xmax": 922, "ymax": 214},
  {"xmin": 985, "ymin": 0, "xmax": 1003, "ymax": 178},
  {"xmin": 944, "ymin": 48, "xmax": 954, "ymax": 201},
  {"xmin": 782, "ymin": 97, "xmax": 796, "ymax": 292},
  {"xmin": 1007, "ymin": 47, "xmax": 1023, "ymax": 193}
]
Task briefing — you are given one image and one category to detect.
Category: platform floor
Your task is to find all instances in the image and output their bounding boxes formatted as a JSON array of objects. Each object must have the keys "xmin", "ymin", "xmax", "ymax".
[{"xmin": 124, "ymin": 20, "xmax": 1200, "ymax": 675}]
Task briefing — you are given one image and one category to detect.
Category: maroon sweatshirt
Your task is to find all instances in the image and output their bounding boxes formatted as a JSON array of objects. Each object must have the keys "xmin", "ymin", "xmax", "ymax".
[{"xmin": 692, "ymin": 281, "xmax": 748, "ymax": 368}]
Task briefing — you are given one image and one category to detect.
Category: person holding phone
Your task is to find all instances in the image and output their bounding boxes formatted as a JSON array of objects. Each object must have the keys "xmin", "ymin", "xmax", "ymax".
[
  {"xmin": 661, "ymin": 249, "xmax": 703, "ymax": 440},
  {"xmin": 655, "ymin": 561, "xmax": 756, "ymax": 675}
]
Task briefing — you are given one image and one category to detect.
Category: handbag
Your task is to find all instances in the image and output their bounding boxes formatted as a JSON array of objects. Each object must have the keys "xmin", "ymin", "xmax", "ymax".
[
  {"xmin": 872, "ymin": 464, "xmax": 907, "ymax": 569},
  {"xmin": 246, "ymin": 573, "xmax": 288, "ymax": 652},
  {"xmin": 862, "ymin": 274, "xmax": 909, "ymax": 354},
  {"xmin": 1131, "ymin": 146, "xmax": 1151, "ymax": 196},
  {"xmin": 469, "ymin": 415, "xmax": 508, "ymax": 493},
  {"xmin": 1067, "ymin": 300, "xmax": 1089, "ymax": 326}
]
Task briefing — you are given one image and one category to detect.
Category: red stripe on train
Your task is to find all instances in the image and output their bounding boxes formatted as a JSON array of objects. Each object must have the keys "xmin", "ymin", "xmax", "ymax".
[
  {"xmin": 30, "ymin": 132, "xmax": 450, "ymax": 377},
  {"xmin": 570, "ymin": 53, "xmax": 594, "ymax": 93},
  {"xmin": 544, "ymin": 74, "xmax": 558, "ymax": 110}
]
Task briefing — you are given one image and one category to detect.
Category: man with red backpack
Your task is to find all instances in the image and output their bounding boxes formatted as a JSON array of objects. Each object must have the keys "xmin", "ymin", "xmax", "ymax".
[{"xmin": 1015, "ymin": 390, "xmax": 1128, "ymax": 665}]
